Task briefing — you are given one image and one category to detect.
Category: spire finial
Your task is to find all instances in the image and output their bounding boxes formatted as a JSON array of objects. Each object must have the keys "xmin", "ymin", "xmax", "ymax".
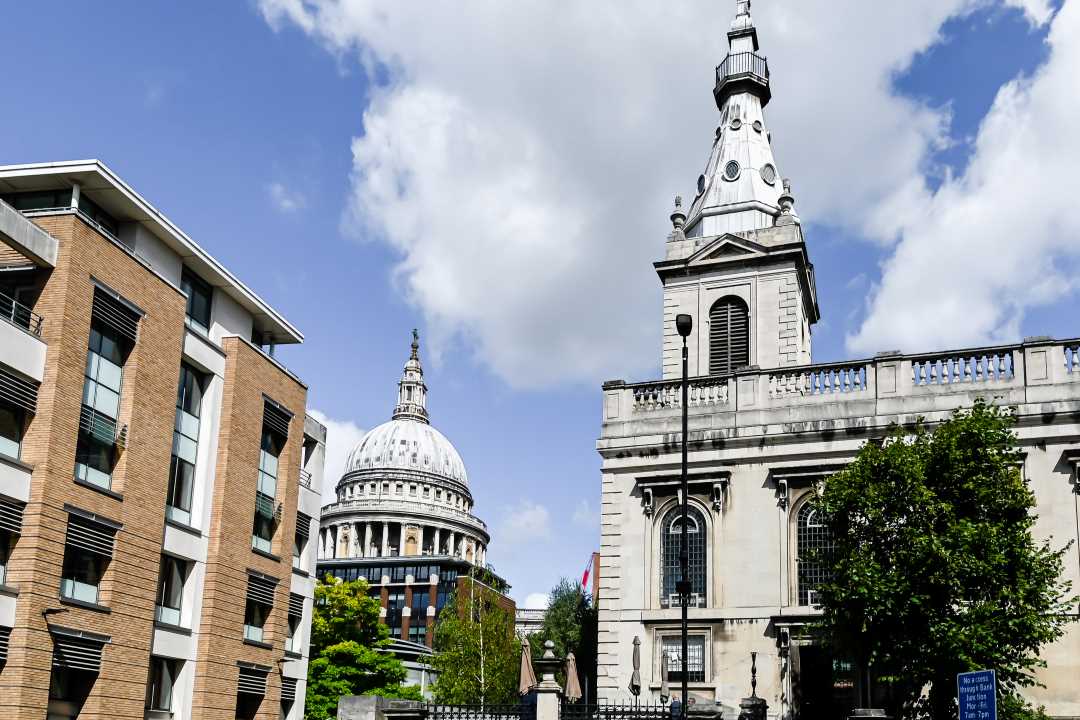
[
  {"xmin": 392, "ymin": 328, "xmax": 429, "ymax": 423},
  {"xmin": 737, "ymin": 0, "xmax": 751, "ymax": 17},
  {"xmin": 670, "ymin": 195, "xmax": 687, "ymax": 230}
]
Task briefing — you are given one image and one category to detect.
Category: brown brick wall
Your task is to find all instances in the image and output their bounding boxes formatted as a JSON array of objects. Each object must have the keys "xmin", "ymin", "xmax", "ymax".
[
  {"xmin": 189, "ymin": 336, "xmax": 307, "ymax": 720},
  {"xmin": 0, "ymin": 240, "xmax": 33, "ymax": 267},
  {"xmin": 0, "ymin": 213, "xmax": 188, "ymax": 719}
]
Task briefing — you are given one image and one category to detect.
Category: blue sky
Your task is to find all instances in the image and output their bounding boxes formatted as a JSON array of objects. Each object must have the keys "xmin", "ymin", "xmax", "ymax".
[{"xmin": 2, "ymin": 0, "xmax": 1076, "ymax": 607}]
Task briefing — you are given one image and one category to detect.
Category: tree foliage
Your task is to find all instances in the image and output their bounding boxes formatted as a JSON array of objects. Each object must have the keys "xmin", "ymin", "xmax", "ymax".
[
  {"xmin": 529, "ymin": 578, "xmax": 597, "ymax": 700},
  {"xmin": 430, "ymin": 582, "xmax": 519, "ymax": 705},
  {"xmin": 306, "ymin": 576, "xmax": 422, "ymax": 720},
  {"xmin": 814, "ymin": 400, "xmax": 1074, "ymax": 720}
]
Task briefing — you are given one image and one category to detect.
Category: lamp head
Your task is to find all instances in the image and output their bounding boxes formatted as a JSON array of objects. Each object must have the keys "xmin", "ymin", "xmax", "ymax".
[{"xmin": 676, "ymin": 314, "xmax": 693, "ymax": 338}]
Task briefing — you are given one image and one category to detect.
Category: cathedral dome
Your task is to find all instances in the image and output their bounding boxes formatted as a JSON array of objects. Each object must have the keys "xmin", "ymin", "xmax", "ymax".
[{"xmin": 343, "ymin": 418, "xmax": 468, "ymax": 488}]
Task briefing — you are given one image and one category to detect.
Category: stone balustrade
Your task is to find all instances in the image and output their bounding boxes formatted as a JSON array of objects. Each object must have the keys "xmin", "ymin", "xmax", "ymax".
[
  {"xmin": 322, "ymin": 497, "xmax": 488, "ymax": 532},
  {"xmin": 602, "ymin": 338, "xmax": 1080, "ymax": 428}
]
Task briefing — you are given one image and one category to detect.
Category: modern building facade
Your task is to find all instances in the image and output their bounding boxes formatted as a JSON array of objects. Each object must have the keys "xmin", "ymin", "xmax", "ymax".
[
  {"xmin": 0, "ymin": 160, "xmax": 326, "ymax": 720},
  {"xmin": 317, "ymin": 332, "xmax": 511, "ymax": 653},
  {"xmin": 596, "ymin": 3, "xmax": 1080, "ymax": 718}
]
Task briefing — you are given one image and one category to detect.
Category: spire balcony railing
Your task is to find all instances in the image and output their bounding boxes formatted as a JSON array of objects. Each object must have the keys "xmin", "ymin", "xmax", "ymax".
[{"xmin": 716, "ymin": 51, "xmax": 769, "ymax": 85}]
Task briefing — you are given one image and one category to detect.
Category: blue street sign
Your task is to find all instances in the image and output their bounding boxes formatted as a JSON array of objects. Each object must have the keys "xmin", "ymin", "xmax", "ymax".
[{"xmin": 958, "ymin": 670, "xmax": 997, "ymax": 720}]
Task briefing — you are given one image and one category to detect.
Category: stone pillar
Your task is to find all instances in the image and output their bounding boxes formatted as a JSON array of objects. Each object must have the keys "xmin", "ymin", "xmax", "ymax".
[
  {"xmin": 352, "ymin": 522, "xmax": 362, "ymax": 558},
  {"xmin": 534, "ymin": 640, "xmax": 563, "ymax": 720},
  {"xmin": 364, "ymin": 523, "xmax": 373, "ymax": 558},
  {"xmin": 382, "ymin": 522, "xmax": 389, "ymax": 557},
  {"xmin": 433, "ymin": 528, "xmax": 441, "ymax": 555},
  {"xmin": 448, "ymin": 532, "xmax": 456, "ymax": 559}
]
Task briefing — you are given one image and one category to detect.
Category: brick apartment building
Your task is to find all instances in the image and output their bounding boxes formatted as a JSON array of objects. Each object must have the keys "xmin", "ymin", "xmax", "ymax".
[{"xmin": 0, "ymin": 160, "xmax": 326, "ymax": 720}]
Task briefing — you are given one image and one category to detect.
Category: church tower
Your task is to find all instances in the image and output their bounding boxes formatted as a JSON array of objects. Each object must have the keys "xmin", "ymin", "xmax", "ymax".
[{"xmin": 658, "ymin": 0, "xmax": 819, "ymax": 380}]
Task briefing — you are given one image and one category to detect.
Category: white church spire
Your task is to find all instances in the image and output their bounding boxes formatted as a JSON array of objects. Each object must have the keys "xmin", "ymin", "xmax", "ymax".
[
  {"xmin": 392, "ymin": 329, "xmax": 430, "ymax": 423},
  {"xmin": 683, "ymin": 0, "xmax": 790, "ymax": 238}
]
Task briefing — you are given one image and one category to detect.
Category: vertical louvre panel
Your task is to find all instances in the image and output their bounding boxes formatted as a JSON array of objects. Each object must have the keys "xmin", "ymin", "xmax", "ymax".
[
  {"xmin": 0, "ymin": 626, "xmax": 9, "ymax": 664},
  {"xmin": 238, "ymin": 665, "xmax": 269, "ymax": 696},
  {"xmin": 709, "ymin": 296, "xmax": 750, "ymax": 376},
  {"xmin": 280, "ymin": 676, "xmax": 297, "ymax": 702},
  {"xmin": 0, "ymin": 366, "xmax": 38, "ymax": 414},
  {"xmin": 246, "ymin": 573, "xmax": 278, "ymax": 606},
  {"xmin": 65, "ymin": 512, "xmax": 119, "ymax": 558},
  {"xmin": 295, "ymin": 512, "xmax": 311, "ymax": 540},
  {"xmin": 288, "ymin": 593, "xmax": 304, "ymax": 618},
  {"xmin": 263, "ymin": 398, "xmax": 292, "ymax": 439},
  {"xmin": 91, "ymin": 286, "xmax": 140, "ymax": 343},
  {"xmin": 0, "ymin": 497, "xmax": 25, "ymax": 534},
  {"xmin": 51, "ymin": 631, "xmax": 108, "ymax": 673}
]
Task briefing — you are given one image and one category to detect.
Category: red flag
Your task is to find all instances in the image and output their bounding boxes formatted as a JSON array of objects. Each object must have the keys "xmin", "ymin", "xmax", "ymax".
[{"xmin": 581, "ymin": 555, "xmax": 592, "ymax": 589}]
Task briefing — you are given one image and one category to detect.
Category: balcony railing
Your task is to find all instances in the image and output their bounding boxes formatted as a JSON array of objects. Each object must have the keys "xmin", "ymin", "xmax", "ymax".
[
  {"xmin": 603, "ymin": 338, "xmax": 1080, "ymax": 426},
  {"xmin": 716, "ymin": 51, "xmax": 769, "ymax": 85},
  {"xmin": 298, "ymin": 468, "xmax": 313, "ymax": 489},
  {"xmin": 0, "ymin": 290, "xmax": 43, "ymax": 336}
]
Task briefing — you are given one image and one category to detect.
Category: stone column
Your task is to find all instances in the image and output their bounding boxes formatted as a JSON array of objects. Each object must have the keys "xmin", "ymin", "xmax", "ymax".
[
  {"xmin": 433, "ymin": 527, "xmax": 441, "ymax": 556},
  {"xmin": 449, "ymin": 532, "xmax": 456, "ymax": 559},
  {"xmin": 382, "ymin": 521, "xmax": 389, "ymax": 557},
  {"xmin": 352, "ymin": 522, "xmax": 362, "ymax": 558},
  {"xmin": 534, "ymin": 640, "xmax": 563, "ymax": 720},
  {"xmin": 364, "ymin": 523, "xmax": 373, "ymax": 558}
]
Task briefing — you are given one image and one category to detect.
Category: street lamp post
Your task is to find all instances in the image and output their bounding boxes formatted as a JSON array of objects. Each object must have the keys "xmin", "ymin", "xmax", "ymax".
[{"xmin": 675, "ymin": 313, "xmax": 693, "ymax": 718}]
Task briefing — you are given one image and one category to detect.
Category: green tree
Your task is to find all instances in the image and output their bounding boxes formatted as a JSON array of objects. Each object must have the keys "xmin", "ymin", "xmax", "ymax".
[
  {"xmin": 529, "ymin": 578, "xmax": 597, "ymax": 700},
  {"xmin": 814, "ymin": 400, "xmax": 1074, "ymax": 720},
  {"xmin": 430, "ymin": 582, "xmax": 519, "ymax": 706},
  {"xmin": 305, "ymin": 576, "xmax": 422, "ymax": 720}
]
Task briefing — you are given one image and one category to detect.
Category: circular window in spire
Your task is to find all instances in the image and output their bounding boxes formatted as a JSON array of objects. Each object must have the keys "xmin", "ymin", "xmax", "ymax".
[
  {"xmin": 723, "ymin": 161, "xmax": 741, "ymax": 182},
  {"xmin": 697, "ymin": 174, "xmax": 707, "ymax": 194},
  {"xmin": 761, "ymin": 163, "xmax": 777, "ymax": 185},
  {"xmin": 730, "ymin": 118, "xmax": 743, "ymax": 131},
  {"xmin": 753, "ymin": 120, "xmax": 763, "ymax": 133}
]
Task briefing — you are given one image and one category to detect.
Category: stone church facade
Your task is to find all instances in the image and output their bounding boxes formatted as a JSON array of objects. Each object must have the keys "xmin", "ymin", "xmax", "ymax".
[{"xmin": 596, "ymin": 3, "xmax": 1080, "ymax": 718}]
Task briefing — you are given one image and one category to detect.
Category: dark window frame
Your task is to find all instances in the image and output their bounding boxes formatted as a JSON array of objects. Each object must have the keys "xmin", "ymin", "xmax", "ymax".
[
  {"xmin": 708, "ymin": 296, "xmax": 750, "ymax": 375},
  {"xmin": 180, "ymin": 269, "xmax": 213, "ymax": 334}
]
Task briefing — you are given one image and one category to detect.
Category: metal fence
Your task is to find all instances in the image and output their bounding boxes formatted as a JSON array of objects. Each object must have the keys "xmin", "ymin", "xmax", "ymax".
[
  {"xmin": 428, "ymin": 704, "xmax": 535, "ymax": 720},
  {"xmin": 560, "ymin": 701, "xmax": 672, "ymax": 720}
]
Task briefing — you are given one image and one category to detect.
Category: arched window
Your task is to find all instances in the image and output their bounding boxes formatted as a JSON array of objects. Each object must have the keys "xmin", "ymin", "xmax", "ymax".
[
  {"xmin": 709, "ymin": 296, "xmax": 750, "ymax": 375},
  {"xmin": 661, "ymin": 506, "xmax": 707, "ymax": 607},
  {"xmin": 796, "ymin": 499, "xmax": 834, "ymax": 606}
]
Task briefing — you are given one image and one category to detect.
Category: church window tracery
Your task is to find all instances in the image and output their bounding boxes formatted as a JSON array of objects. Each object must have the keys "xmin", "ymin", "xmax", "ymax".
[
  {"xmin": 660, "ymin": 505, "xmax": 707, "ymax": 607},
  {"xmin": 796, "ymin": 498, "xmax": 835, "ymax": 606}
]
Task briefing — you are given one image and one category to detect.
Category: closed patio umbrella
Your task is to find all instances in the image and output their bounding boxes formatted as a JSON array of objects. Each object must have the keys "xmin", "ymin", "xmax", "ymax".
[
  {"xmin": 564, "ymin": 652, "xmax": 583, "ymax": 702},
  {"xmin": 520, "ymin": 638, "xmax": 538, "ymax": 695},
  {"xmin": 628, "ymin": 636, "xmax": 642, "ymax": 697}
]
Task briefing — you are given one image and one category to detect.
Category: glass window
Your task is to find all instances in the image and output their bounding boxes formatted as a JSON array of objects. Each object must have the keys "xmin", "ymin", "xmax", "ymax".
[
  {"xmin": 252, "ymin": 428, "xmax": 282, "ymax": 553},
  {"xmin": 408, "ymin": 617, "xmax": 427, "ymax": 644},
  {"xmin": 386, "ymin": 591, "xmax": 405, "ymax": 638},
  {"xmin": 796, "ymin": 500, "xmax": 835, "ymax": 606},
  {"xmin": 155, "ymin": 555, "xmax": 188, "ymax": 627},
  {"xmin": 147, "ymin": 657, "xmax": 181, "ymax": 712},
  {"xmin": 244, "ymin": 599, "xmax": 270, "ymax": 643},
  {"xmin": 285, "ymin": 613, "xmax": 301, "ymax": 654},
  {"xmin": 78, "ymin": 194, "xmax": 119, "ymax": 238},
  {"xmin": 74, "ymin": 433, "xmax": 113, "ymax": 491},
  {"xmin": 0, "ymin": 531, "xmax": 11, "ymax": 586},
  {"xmin": 167, "ymin": 364, "xmax": 205, "ymax": 526},
  {"xmin": 662, "ymin": 635, "xmax": 706, "ymax": 683},
  {"xmin": 661, "ymin": 506, "xmax": 707, "ymax": 607},
  {"xmin": 60, "ymin": 547, "xmax": 107, "ymax": 605},
  {"xmin": 2, "ymin": 188, "xmax": 72, "ymax": 211},
  {"xmin": 83, "ymin": 325, "xmax": 125, "ymax": 418},
  {"xmin": 0, "ymin": 404, "xmax": 24, "ymax": 459},
  {"xmin": 180, "ymin": 269, "xmax": 213, "ymax": 333}
]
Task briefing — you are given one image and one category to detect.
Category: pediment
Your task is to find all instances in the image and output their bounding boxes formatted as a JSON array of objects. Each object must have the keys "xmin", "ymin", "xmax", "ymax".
[{"xmin": 686, "ymin": 233, "xmax": 770, "ymax": 266}]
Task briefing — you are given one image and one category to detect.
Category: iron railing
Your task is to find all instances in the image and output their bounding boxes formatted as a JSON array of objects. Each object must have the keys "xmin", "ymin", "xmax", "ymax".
[
  {"xmin": 715, "ymin": 51, "xmax": 769, "ymax": 84},
  {"xmin": 299, "ymin": 468, "xmax": 313, "ymax": 489},
  {"xmin": 0, "ymin": 290, "xmax": 43, "ymax": 336},
  {"xmin": 428, "ymin": 705, "xmax": 533, "ymax": 720},
  {"xmin": 561, "ymin": 702, "xmax": 673, "ymax": 720}
]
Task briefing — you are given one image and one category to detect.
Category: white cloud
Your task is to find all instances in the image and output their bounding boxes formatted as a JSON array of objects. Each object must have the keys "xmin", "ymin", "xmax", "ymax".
[
  {"xmin": 523, "ymin": 592, "xmax": 550, "ymax": 610},
  {"xmin": 307, "ymin": 409, "xmax": 366, "ymax": 506},
  {"xmin": 267, "ymin": 181, "xmax": 307, "ymax": 213},
  {"xmin": 494, "ymin": 500, "xmax": 552, "ymax": 546},
  {"xmin": 1004, "ymin": 0, "xmax": 1056, "ymax": 25},
  {"xmin": 259, "ymin": 0, "xmax": 1062, "ymax": 385},
  {"xmin": 850, "ymin": 1, "xmax": 1080, "ymax": 355},
  {"xmin": 571, "ymin": 499, "xmax": 598, "ymax": 529}
]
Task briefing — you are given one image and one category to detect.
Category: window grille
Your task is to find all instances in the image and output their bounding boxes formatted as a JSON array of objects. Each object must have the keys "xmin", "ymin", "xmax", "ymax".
[
  {"xmin": 660, "ymin": 506, "xmax": 707, "ymax": 606},
  {"xmin": 295, "ymin": 512, "xmax": 311, "ymax": 540},
  {"xmin": 64, "ymin": 508, "xmax": 120, "ymax": 558},
  {"xmin": 0, "ymin": 626, "xmax": 9, "ymax": 664},
  {"xmin": 288, "ymin": 593, "xmax": 304, "ymax": 618},
  {"xmin": 91, "ymin": 285, "xmax": 141, "ymax": 344},
  {"xmin": 0, "ymin": 497, "xmax": 25, "ymax": 535},
  {"xmin": 246, "ymin": 572, "xmax": 278, "ymax": 607},
  {"xmin": 262, "ymin": 397, "xmax": 292, "ymax": 440},
  {"xmin": 280, "ymin": 676, "xmax": 297, "ymax": 703},
  {"xmin": 709, "ymin": 296, "xmax": 750, "ymax": 375},
  {"xmin": 51, "ymin": 628, "xmax": 110, "ymax": 673},
  {"xmin": 662, "ymin": 635, "xmax": 706, "ymax": 683},
  {"xmin": 796, "ymin": 500, "xmax": 835, "ymax": 606}
]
